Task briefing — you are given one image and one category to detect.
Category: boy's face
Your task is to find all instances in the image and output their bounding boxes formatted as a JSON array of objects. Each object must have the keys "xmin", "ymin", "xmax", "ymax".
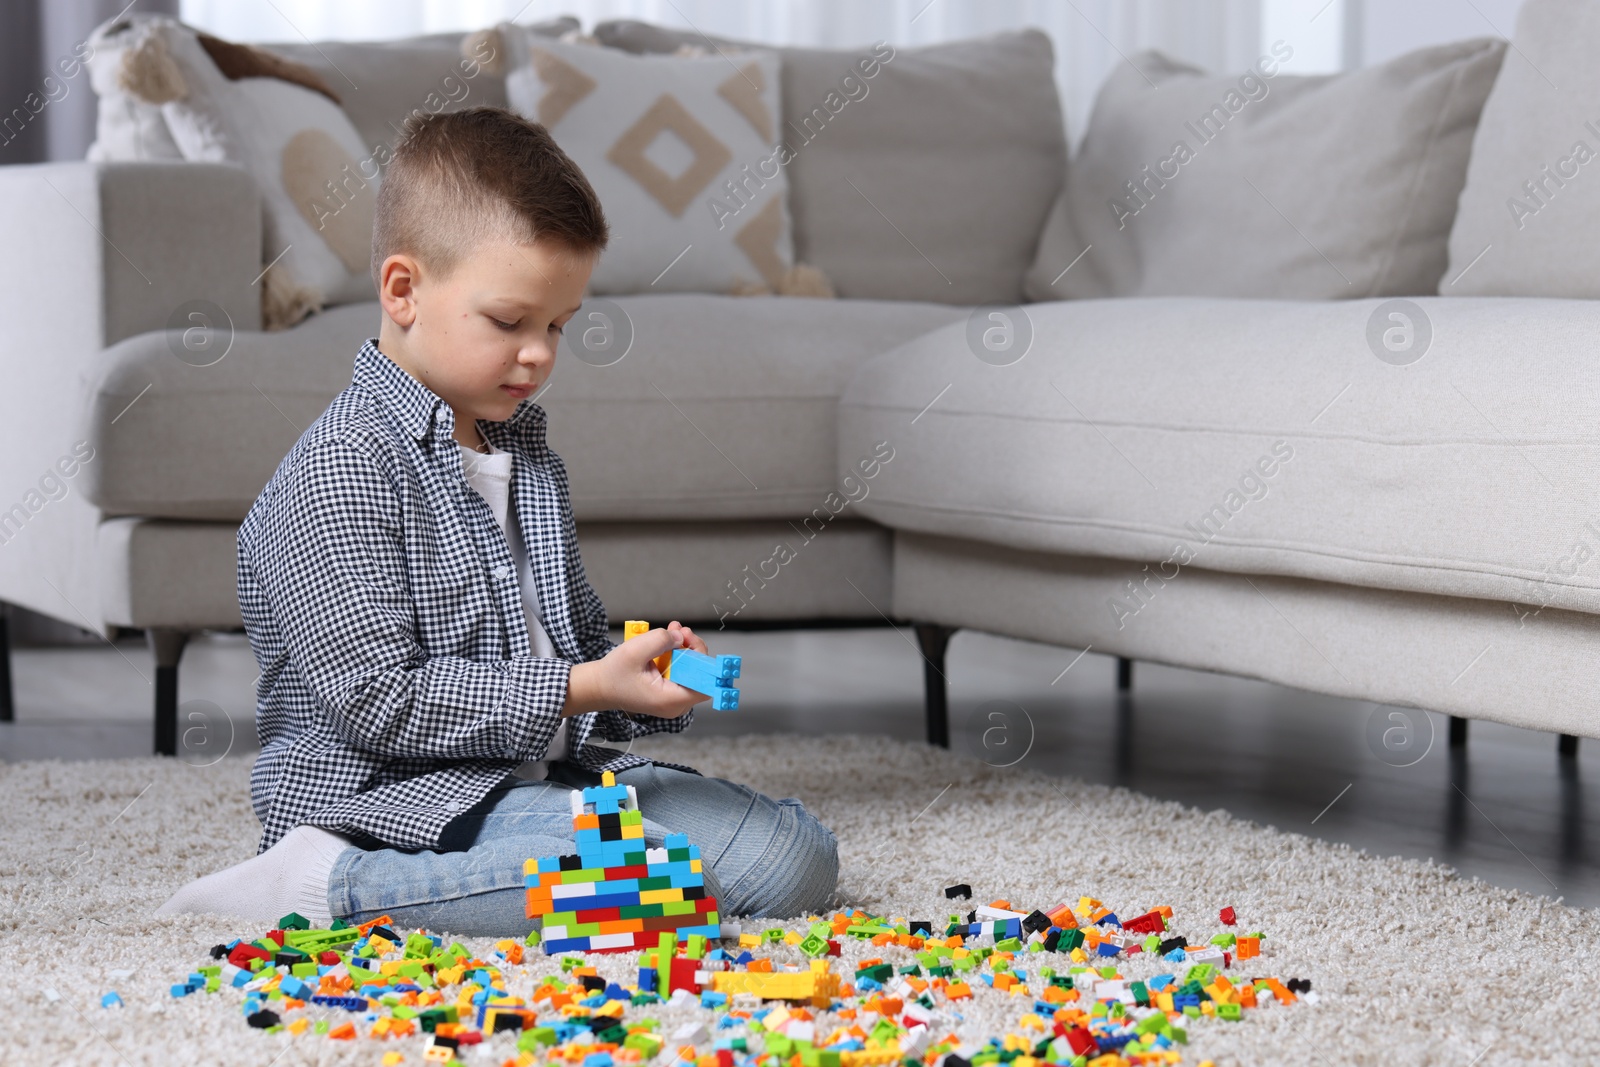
[{"xmin": 377, "ymin": 236, "xmax": 594, "ymax": 431}]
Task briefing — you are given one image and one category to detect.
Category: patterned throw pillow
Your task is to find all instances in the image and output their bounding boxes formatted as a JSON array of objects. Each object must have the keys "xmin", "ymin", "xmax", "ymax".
[
  {"xmin": 490, "ymin": 25, "xmax": 827, "ymax": 297},
  {"xmin": 114, "ymin": 17, "xmax": 379, "ymax": 330}
]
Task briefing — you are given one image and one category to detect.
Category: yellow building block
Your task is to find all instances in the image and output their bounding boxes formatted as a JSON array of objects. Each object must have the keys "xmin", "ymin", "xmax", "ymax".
[
  {"xmin": 840, "ymin": 1050, "xmax": 903, "ymax": 1067},
  {"xmin": 622, "ymin": 620, "xmax": 672, "ymax": 677},
  {"xmin": 640, "ymin": 888, "xmax": 687, "ymax": 905},
  {"xmin": 709, "ymin": 968, "xmax": 841, "ymax": 1007}
]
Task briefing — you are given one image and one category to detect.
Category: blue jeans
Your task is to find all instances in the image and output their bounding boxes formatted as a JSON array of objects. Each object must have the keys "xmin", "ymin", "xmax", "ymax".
[{"xmin": 326, "ymin": 762, "xmax": 839, "ymax": 936}]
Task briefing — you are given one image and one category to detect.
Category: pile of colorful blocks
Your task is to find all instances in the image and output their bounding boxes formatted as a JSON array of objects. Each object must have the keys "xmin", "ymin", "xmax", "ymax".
[
  {"xmin": 524, "ymin": 771, "xmax": 721, "ymax": 954},
  {"xmin": 159, "ymin": 893, "xmax": 1311, "ymax": 1067}
]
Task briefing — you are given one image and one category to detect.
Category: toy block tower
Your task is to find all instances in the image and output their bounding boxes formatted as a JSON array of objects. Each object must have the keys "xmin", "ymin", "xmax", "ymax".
[{"xmin": 524, "ymin": 771, "xmax": 721, "ymax": 954}]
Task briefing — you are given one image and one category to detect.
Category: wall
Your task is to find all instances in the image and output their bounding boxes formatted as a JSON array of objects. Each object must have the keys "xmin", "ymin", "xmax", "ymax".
[{"xmin": 1356, "ymin": 0, "xmax": 1524, "ymax": 67}]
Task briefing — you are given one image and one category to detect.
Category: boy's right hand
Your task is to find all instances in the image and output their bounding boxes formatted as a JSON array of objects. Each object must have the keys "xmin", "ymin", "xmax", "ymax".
[{"xmin": 564, "ymin": 627, "xmax": 703, "ymax": 719}]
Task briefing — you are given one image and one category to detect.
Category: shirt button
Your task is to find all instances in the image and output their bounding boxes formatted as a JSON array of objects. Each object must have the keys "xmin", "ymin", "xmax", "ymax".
[
  {"xmin": 445, "ymin": 800, "xmax": 464, "ymax": 813},
  {"xmin": 492, "ymin": 564, "xmax": 512, "ymax": 580}
]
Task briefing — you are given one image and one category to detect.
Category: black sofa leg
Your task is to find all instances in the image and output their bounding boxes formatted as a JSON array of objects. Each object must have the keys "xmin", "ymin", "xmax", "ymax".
[
  {"xmin": 1560, "ymin": 734, "xmax": 1580, "ymax": 759},
  {"xmin": 1449, "ymin": 715, "xmax": 1468, "ymax": 749},
  {"xmin": 0, "ymin": 604, "xmax": 12, "ymax": 723},
  {"xmin": 914, "ymin": 623, "xmax": 955, "ymax": 748},
  {"xmin": 149, "ymin": 629, "xmax": 190, "ymax": 757},
  {"xmin": 1117, "ymin": 656, "xmax": 1133, "ymax": 692}
]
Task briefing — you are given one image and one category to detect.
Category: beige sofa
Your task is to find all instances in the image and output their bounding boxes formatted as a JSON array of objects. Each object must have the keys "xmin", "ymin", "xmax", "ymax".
[{"xmin": 1, "ymin": 10, "xmax": 1594, "ymax": 757}]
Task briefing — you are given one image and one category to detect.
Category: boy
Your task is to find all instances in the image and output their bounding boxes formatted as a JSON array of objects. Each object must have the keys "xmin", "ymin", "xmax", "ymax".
[{"xmin": 156, "ymin": 108, "xmax": 838, "ymax": 934}]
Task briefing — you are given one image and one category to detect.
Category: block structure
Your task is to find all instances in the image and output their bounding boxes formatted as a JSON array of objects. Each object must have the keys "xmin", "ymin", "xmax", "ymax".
[
  {"xmin": 525, "ymin": 772, "xmax": 720, "ymax": 954},
  {"xmin": 622, "ymin": 621, "xmax": 742, "ymax": 710},
  {"xmin": 669, "ymin": 648, "xmax": 741, "ymax": 710}
]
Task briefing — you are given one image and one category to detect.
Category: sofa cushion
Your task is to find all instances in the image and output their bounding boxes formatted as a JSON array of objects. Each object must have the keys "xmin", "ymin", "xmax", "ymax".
[
  {"xmin": 1446, "ymin": 0, "xmax": 1600, "ymax": 298},
  {"xmin": 839, "ymin": 296, "xmax": 1600, "ymax": 617},
  {"xmin": 1024, "ymin": 40, "xmax": 1505, "ymax": 302},
  {"xmin": 265, "ymin": 21, "xmax": 575, "ymax": 154},
  {"xmin": 499, "ymin": 29, "xmax": 794, "ymax": 296},
  {"xmin": 135, "ymin": 18, "xmax": 380, "ymax": 329},
  {"xmin": 595, "ymin": 20, "xmax": 1066, "ymax": 305},
  {"xmin": 83, "ymin": 296, "xmax": 962, "ymax": 523}
]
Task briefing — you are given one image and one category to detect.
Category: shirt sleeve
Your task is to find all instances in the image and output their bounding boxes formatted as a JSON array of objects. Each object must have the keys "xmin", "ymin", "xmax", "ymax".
[{"xmin": 247, "ymin": 434, "xmax": 569, "ymax": 761}]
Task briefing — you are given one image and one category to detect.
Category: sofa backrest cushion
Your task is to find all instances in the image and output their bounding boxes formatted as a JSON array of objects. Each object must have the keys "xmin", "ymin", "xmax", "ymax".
[
  {"xmin": 499, "ymin": 28, "xmax": 796, "ymax": 297},
  {"xmin": 596, "ymin": 20, "xmax": 1067, "ymax": 305},
  {"xmin": 265, "ymin": 20, "xmax": 575, "ymax": 156},
  {"xmin": 1445, "ymin": 0, "xmax": 1600, "ymax": 298},
  {"xmin": 1025, "ymin": 39, "xmax": 1505, "ymax": 303}
]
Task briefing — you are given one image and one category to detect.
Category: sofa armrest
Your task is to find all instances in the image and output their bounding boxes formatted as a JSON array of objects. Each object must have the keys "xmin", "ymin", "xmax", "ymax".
[
  {"xmin": 0, "ymin": 161, "xmax": 260, "ymax": 626},
  {"xmin": 0, "ymin": 162, "xmax": 262, "ymax": 349}
]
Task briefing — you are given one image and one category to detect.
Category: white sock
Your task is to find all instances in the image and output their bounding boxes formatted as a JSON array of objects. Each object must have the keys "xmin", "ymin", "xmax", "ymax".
[{"xmin": 155, "ymin": 825, "xmax": 351, "ymax": 926}]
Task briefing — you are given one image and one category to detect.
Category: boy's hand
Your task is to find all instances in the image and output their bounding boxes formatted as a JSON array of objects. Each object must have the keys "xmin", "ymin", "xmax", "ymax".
[
  {"xmin": 664, "ymin": 619, "xmax": 708, "ymax": 656},
  {"xmin": 564, "ymin": 623, "xmax": 708, "ymax": 719}
]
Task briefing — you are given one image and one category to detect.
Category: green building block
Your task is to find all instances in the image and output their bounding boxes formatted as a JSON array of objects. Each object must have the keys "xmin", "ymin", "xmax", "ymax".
[
  {"xmin": 656, "ymin": 932, "xmax": 675, "ymax": 993},
  {"xmin": 846, "ymin": 924, "xmax": 893, "ymax": 938}
]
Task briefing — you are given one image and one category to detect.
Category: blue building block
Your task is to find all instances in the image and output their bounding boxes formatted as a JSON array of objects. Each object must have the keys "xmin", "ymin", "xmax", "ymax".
[{"xmin": 669, "ymin": 649, "xmax": 742, "ymax": 710}]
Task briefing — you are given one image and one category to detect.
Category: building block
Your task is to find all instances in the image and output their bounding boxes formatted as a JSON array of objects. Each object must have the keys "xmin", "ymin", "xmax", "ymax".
[
  {"xmin": 668, "ymin": 648, "xmax": 741, "ymax": 710},
  {"xmin": 527, "ymin": 771, "xmax": 722, "ymax": 954},
  {"xmin": 623, "ymin": 620, "xmax": 674, "ymax": 677},
  {"xmin": 709, "ymin": 962, "xmax": 839, "ymax": 1007}
]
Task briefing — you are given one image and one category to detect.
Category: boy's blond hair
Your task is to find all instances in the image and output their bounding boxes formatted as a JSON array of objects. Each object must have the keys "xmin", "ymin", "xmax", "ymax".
[{"xmin": 371, "ymin": 107, "xmax": 609, "ymax": 287}]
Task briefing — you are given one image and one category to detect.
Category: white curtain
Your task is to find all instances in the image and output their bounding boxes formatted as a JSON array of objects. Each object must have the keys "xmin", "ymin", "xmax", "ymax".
[{"xmin": 179, "ymin": 0, "xmax": 1349, "ymax": 148}]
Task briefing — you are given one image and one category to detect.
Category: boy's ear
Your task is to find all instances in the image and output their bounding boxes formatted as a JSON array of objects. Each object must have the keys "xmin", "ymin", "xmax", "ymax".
[{"xmin": 378, "ymin": 253, "xmax": 421, "ymax": 328}]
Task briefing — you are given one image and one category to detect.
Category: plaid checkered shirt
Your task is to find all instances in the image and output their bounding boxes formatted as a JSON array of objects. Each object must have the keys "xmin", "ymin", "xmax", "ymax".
[{"xmin": 239, "ymin": 340, "xmax": 695, "ymax": 853}]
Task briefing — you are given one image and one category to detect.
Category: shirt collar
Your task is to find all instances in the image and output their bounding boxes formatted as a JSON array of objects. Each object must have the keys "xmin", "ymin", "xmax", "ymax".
[
  {"xmin": 354, "ymin": 339, "xmax": 450, "ymax": 442},
  {"xmin": 354, "ymin": 339, "xmax": 550, "ymax": 452}
]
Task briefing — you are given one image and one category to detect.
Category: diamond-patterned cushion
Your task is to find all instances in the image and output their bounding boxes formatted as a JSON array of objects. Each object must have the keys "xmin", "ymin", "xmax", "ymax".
[{"xmin": 496, "ymin": 28, "xmax": 795, "ymax": 297}]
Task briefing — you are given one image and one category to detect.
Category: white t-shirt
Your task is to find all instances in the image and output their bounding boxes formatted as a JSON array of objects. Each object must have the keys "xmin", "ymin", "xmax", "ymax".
[{"xmin": 459, "ymin": 441, "xmax": 569, "ymax": 778}]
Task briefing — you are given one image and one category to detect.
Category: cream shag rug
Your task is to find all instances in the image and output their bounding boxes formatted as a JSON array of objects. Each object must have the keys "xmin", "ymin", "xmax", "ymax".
[{"xmin": 0, "ymin": 734, "xmax": 1590, "ymax": 1065}]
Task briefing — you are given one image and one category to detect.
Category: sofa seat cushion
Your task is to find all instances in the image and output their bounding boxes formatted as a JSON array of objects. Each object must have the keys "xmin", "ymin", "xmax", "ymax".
[
  {"xmin": 84, "ymin": 295, "xmax": 962, "ymax": 523},
  {"xmin": 838, "ymin": 296, "xmax": 1600, "ymax": 616}
]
